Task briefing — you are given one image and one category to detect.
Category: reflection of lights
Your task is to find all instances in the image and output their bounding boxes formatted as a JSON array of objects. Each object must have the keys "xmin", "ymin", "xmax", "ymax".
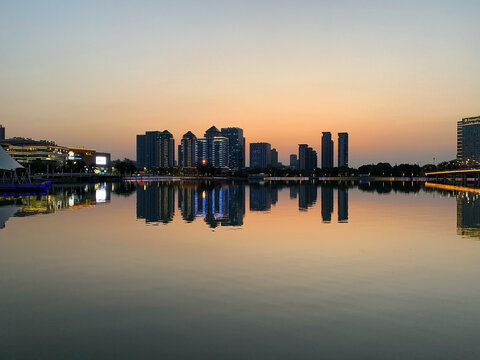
[
  {"xmin": 68, "ymin": 195, "xmax": 74, "ymax": 207},
  {"xmin": 96, "ymin": 188, "xmax": 107, "ymax": 203}
]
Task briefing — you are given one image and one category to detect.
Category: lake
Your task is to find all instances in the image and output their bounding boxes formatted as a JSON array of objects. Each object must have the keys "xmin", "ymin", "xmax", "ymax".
[{"xmin": 1, "ymin": 180, "xmax": 480, "ymax": 359}]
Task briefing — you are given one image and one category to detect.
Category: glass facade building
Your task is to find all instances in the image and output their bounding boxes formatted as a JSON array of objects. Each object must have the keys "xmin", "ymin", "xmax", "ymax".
[
  {"xmin": 250, "ymin": 142, "xmax": 271, "ymax": 169},
  {"xmin": 457, "ymin": 116, "xmax": 480, "ymax": 162}
]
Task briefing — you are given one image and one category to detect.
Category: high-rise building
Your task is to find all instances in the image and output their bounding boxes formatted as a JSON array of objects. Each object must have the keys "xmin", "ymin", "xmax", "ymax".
[
  {"xmin": 198, "ymin": 126, "xmax": 229, "ymax": 167},
  {"xmin": 457, "ymin": 116, "xmax": 480, "ymax": 162},
  {"xmin": 298, "ymin": 144, "xmax": 317, "ymax": 171},
  {"xmin": 158, "ymin": 130, "xmax": 175, "ymax": 168},
  {"xmin": 221, "ymin": 127, "xmax": 245, "ymax": 169},
  {"xmin": 211, "ymin": 136, "xmax": 229, "ymax": 167},
  {"xmin": 178, "ymin": 144, "xmax": 182, "ymax": 167},
  {"xmin": 179, "ymin": 131, "xmax": 197, "ymax": 167},
  {"xmin": 197, "ymin": 137, "xmax": 207, "ymax": 164},
  {"xmin": 0, "ymin": 125, "xmax": 5, "ymax": 140},
  {"xmin": 321, "ymin": 132, "xmax": 334, "ymax": 169},
  {"xmin": 338, "ymin": 132, "xmax": 348, "ymax": 168},
  {"xmin": 270, "ymin": 148, "xmax": 279, "ymax": 168},
  {"xmin": 250, "ymin": 142, "xmax": 271, "ymax": 168},
  {"xmin": 289, "ymin": 154, "xmax": 298, "ymax": 169},
  {"xmin": 136, "ymin": 130, "xmax": 174, "ymax": 169}
]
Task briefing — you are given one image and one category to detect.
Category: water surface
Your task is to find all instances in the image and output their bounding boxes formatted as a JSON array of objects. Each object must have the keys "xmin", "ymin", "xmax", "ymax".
[{"xmin": 1, "ymin": 181, "xmax": 480, "ymax": 359}]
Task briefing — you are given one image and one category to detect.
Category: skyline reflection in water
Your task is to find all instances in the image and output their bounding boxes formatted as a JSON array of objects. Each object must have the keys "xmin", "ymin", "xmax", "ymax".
[
  {"xmin": 1, "ymin": 181, "xmax": 480, "ymax": 240},
  {"xmin": 2, "ymin": 180, "xmax": 480, "ymax": 359}
]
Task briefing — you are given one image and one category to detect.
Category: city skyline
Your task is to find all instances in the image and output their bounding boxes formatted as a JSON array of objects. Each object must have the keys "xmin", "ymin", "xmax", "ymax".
[{"xmin": 1, "ymin": 1, "xmax": 479, "ymax": 166}]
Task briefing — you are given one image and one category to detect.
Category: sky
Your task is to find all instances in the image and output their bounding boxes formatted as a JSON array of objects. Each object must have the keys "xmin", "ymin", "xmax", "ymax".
[{"xmin": 0, "ymin": 0, "xmax": 479, "ymax": 166}]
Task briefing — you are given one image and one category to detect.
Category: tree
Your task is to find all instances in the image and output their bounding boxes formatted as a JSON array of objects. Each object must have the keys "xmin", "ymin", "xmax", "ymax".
[{"xmin": 112, "ymin": 158, "xmax": 137, "ymax": 175}]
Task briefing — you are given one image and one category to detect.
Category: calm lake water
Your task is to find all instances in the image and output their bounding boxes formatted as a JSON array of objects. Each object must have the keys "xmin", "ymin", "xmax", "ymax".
[{"xmin": 1, "ymin": 180, "xmax": 480, "ymax": 359}]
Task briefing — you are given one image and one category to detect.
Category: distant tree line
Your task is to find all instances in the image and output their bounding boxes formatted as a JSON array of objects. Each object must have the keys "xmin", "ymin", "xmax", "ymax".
[{"xmin": 24, "ymin": 157, "xmax": 468, "ymax": 177}]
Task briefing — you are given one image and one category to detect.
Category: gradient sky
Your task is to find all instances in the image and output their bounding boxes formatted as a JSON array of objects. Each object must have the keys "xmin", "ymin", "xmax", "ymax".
[{"xmin": 1, "ymin": 0, "xmax": 479, "ymax": 166}]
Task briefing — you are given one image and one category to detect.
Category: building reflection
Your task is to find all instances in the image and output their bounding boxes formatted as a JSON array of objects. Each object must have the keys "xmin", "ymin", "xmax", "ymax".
[
  {"xmin": 338, "ymin": 188, "xmax": 348, "ymax": 223},
  {"xmin": 0, "ymin": 183, "xmax": 113, "ymax": 229},
  {"xmin": 321, "ymin": 186, "xmax": 334, "ymax": 223},
  {"xmin": 457, "ymin": 192, "xmax": 480, "ymax": 240},
  {"xmin": 136, "ymin": 182, "xmax": 175, "ymax": 225},
  {"xmin": 249, "ymin": 184, "xmax": 278, "ymax": 212},
  {"xmin": 178, "ymin": 185, "xmax": 197, "ymax": 223},
  {"xmin": 299, "ymin": 182, "xmax": 317, "ymax": 210},
  {"xmin": 138, "ymin": 181, "xmax": 247, "ymax": 228}
]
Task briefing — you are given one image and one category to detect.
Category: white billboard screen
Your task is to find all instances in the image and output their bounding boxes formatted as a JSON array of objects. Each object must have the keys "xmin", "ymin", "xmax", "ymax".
[{"xmin": 96, "ymin": 156, "xmax": 107, "ymax": 166}]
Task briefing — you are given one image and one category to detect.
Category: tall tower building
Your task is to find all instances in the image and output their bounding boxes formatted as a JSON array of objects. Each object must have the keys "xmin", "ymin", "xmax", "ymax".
[
  {"xmin": 270, "ymin": 148, "xmax": 279, "ymax": 167},
  {"xmin": 159, "ymin": 130, "xmax": 175, "ymax": 168},
  {"xmin": 289, "ymin": 154, "xmax": 298, "ymax": 169},
  {"xmin": 0, "ymin": 125, "xmax": 5, "ymax": 140},
  {"xmin": 180, "ymin": 131, "xmax": 197, "ymax": 167},
  {"xmin": 298, "ymin": 144, "xmax": 317, "ymax": 171},
  {"xmin": 321, "ymin": 132, "xmax": 334, "ymax": 169},
  {"xmin": 136, "ymin": 130, "xmax": 174, "ymax": 169},
  {"xmin": 457, "ymin": 116, "xmax": 480, "ymax": 162},
  {"xmin": 196, "ymin": 138, "xmax": 207, "ymax": 164},
  {"xmin": 250, "ymin": 143, "xmax": 271, "ymax": 168},
  {"xmin": 137, "ymin": 131, "xmax": 159, "ymax": 169},
  {"xmin": 211, "ymin": 136, "xmax": 229, "ymax": 167},
  {"xmin": 197, "ymin": 126, "xmax": 229, "ymax": 167},
  {"xmin": 221, "ymin": 127, "xmax": 245, "ymax": 169},
  {"xmin": 338, "ymin": 132, "xmax": 349, "ymax": 167}
]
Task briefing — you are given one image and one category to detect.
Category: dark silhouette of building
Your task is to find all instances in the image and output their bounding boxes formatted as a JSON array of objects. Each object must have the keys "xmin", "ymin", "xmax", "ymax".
[
  {"xmin": 321, "ymin": 186, "xmax": 334, "ymax": 222},
  {"xmin": 299, "ymin": 183, "xmax": 317, "ymax": 210},
  {"xmin": 136, "ymin": 130, "xmax": 175, "ymax": 169},
  {"xmin": 298, "ymin": 144, "xmax": 317, "ymax": 171},
  {"xmin": 457, "ymin": 116, "xmax": 480, "ymax": 162},
  {"xmin": 179, "ymin": 131, "xmax": 197, "ymax": 167},
  {"xmin": 289, "ymin": 154, "xmax": 298, "ymax": 169},
  {"xmin": 271, "ymin": 148, "xmax": 279, "ymax": 168},
  {"xmin": 0, "ymin": 125, "xmax": 4, "ymax": 140},
  {"xmin": 321, "ymin": 132, "xmax": 334, "ymax": 169},
  {"xmin": 221, "ymin": 127, "xmax": 245, "ymax": 169},
  {"xmin": 338, "ymin": 188, "xmax": 348, "ymax": 223},
  {"xmin": 338, "ymin": 132, "xmax": 348, "ymax": 168},
  {"xmin": 250, "ymin": 142, "xmax": 271, "ymax": 168},
  {"xmin": 136, "ymin": 183, "xmax": 175, "ymax": 224},
  {"xmin": 177, "ymin": 144, "xmax": 182, "ymax": 166}
]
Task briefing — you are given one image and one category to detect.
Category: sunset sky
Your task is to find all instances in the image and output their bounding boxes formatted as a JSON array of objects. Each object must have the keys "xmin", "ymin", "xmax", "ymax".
[{"xmin": 1, "ymin": 0, "xmax": 479, "ymax": 166}]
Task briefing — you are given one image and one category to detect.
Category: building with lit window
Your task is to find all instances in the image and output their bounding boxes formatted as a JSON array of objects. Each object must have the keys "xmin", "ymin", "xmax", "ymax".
[
  {"xmin": 457, "ymin": 116, "xmax": 480, "ymax": 163},
  {"xmin": 179, "ymin": 131, "xmax": 197, "ymax": 167},
  {"xmin": 136, "ymin": 130, "xmax": 175, "ymax": 169},
  {"xmin": 221, "ymin": 127, "xmax": 245, "ymax": 169},
  {"xmin": 0, "ymin": 138, "xmax": 68, "ymax": 165},
  {"xmin": 197, "ymin": 126, "xmax": 229, "ymax": 167}
]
